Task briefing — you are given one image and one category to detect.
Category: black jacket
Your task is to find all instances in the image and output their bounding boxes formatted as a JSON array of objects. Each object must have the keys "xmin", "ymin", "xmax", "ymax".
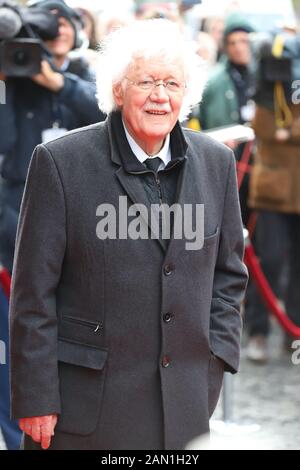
[{"xmin": 0, "ymin": 57, "xmax": 105, "ymax": 270}]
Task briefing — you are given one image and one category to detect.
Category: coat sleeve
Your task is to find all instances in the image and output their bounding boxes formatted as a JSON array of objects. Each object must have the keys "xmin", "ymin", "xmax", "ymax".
[
  {"xmin": 0, "ymin": 80, "xmax": 17, "ymax": 154},
  {"xmin": 9, "ymin": 144, "xmax": 66, "ymax": 419},
  {"xmin": 210, "ymin": 151, "xmax": 248, "ymax": 373},
  {"xmin": 58, "ymin": 72, "xmax": 105, "ymax": 125}
]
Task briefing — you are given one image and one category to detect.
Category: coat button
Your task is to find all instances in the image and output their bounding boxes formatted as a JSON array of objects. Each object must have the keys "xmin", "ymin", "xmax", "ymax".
[
  {"xmin": 164, "ymin": 264, "xmax": 174, "ymax": 276},
  {"xmin": 225, "ymin": 90, "xmax": 234, "ymax": 100},
  {"xmin": 162, "ymin": 355, "xmax": 171, "ymax": 368},
  {"xmin": 163, "ymin": 313, "xmax": 174, "ymax": 323}
]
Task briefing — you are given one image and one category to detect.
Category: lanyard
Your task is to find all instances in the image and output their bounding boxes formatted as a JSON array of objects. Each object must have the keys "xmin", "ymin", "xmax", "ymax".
[{"xmin": 51, "ymin": 95, "xmax": 63, "ymax": 128}]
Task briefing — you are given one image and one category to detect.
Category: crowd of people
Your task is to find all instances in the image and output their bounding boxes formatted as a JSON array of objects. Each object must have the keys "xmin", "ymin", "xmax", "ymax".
[{"xmin": 0, "ymin": 0, "xmax": 299, "ymax": 450}]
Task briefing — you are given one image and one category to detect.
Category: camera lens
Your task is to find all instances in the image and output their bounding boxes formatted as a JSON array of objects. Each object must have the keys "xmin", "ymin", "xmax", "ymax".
[{"xmin": 13, "ymin": 49, "xmax": 30, "ymax": 67}]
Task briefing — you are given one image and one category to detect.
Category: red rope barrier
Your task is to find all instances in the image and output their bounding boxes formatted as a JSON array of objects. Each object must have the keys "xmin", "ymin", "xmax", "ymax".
[
  {"xmin": 235, "ymin": 139, "xmax": 300, "ymax": 337},
  {"xmin": 0, "ymin": 266, "xmax": 11, "ymax": 299},
  {"xmin": 236, "ymin": 140, "xmax": 254, "ymax": 190},
  {"xmin": 244, "ymin": 239, "xmax": 300, "ymax": 338}
]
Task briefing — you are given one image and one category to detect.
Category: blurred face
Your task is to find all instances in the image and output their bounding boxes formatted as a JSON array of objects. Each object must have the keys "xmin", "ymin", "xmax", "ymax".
[
  {"xmin": 226, "ymin": 31, "xmax": 251, "ymax": 66},
  {"xmin": 210, "ymin": 19, "xmax": 224, "ymax": 48},
  {"xmin": 81, "ymin": 12, "xmax": 93, "ymax": 41},
  {"xmin": 46, "ymin": 16, "xmax": 75, "ymax": 58},
  {"xmin": 113, "ymin": 56, "xmax": 186, "ymax": 155}
]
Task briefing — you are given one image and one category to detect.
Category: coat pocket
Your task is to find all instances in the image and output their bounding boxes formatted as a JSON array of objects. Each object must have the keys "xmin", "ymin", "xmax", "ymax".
[
  {"xmin": 56, "ymin": 339, "xmax": 108, "ymax": 436},
  {"xmin": 203, "ymin": 227, "xmax": 220, "ymax": 251},
  {"xmin": 58, "ymin": 314, "xmax": 104, "ymax": 350}
]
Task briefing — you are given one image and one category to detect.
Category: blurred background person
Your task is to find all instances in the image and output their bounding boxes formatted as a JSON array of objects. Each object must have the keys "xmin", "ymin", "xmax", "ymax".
[
  {"xmin": 75, "ymin": 6, "xmax": 100, "ymax": 50},
  {"xmin": 193, "ymin": 13, "xmax": 256, "ymax": 226},
  {"xmin": 99, "ymin": 9, "xmax": 134, "ymax": 37},
  {"xmin": 195, "ymin": 31, "xmax": 218, "ymax": 68},
  {"xmin": 134, "ymin": 1, "xmax": 182, "ymax": 30},
  {"xmin": 69, "ymin": 5, "xmax": 102, "ymax": 69},
  {"xmin": 245, "ymin": 31, "xmax": 300, "ymax": 362},
  {"xmin": 201, "ymin": 15, "xmax": 225, "ymax": 60},
  {"xmin": 0, "ymin": 0, "xmax": 105, "ymax": 449},
  {"xmin": 0, "ymin": 0, "xmax": 105, "ymax": 272},
  {"xmin": 0, "ymin": 267, "xmax": 20, "ymax": 450},
  {"xmin": 197, "ymin": 13, "xmax": 255, "ymax": 132}
]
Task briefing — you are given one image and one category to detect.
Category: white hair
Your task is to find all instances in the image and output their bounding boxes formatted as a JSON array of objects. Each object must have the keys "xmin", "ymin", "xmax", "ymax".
[{"xmin": 96, "ymin": 19, "xmax": 207, "ymax": 121}]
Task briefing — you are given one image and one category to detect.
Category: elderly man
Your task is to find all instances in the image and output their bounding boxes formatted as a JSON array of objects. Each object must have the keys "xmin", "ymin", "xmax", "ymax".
[{"xmin": 10, "ymin": 19, "xmax": 248, "ymax": 450}]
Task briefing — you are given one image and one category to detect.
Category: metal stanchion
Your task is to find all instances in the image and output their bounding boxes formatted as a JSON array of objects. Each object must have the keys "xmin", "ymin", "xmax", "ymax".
[
  {"xmin": 222, "ymin": 372, "xmax": 233, "ymax": 423},
  {"xmin": 209, "ymin": 228, "xmax": 260, "ymax": 442},
  {"xmin": 187, "ymin": 372, "xmax": 261, "ymax": 450},
  {"xmin": 211, "ymin": 373, "xmax": 260, "ymax": 441}
]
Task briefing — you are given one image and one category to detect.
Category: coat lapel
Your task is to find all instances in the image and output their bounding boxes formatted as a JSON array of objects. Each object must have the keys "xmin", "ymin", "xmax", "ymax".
[
  {"xmin": 165, "ymin": 142, "xmax": 205, "ymax": 261},
  {"xmin": 106, "ymin": 114, "xmax": 167, "ymax": 252}
]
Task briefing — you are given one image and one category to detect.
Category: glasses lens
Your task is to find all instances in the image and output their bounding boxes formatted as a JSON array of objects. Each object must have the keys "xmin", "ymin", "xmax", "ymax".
[
  {"xmin": 166, "ymin": 81, "xmax": 181, "ymax": 92},
  {"xmin": 138, "ymin": 80, "xmax": 155, "ymax": 90}
]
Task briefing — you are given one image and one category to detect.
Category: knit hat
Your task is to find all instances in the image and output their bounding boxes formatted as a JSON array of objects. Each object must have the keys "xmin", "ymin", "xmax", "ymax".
[
  {"xmin": 224, "ymin": 13, "xmax": 255, "ymax": 39},
  {"xmin": 27, "ymin": 0, "xmax": 83, "ymax": 49}
]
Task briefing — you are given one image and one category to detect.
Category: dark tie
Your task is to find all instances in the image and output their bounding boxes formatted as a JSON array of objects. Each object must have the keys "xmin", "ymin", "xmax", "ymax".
[{"xmin": 144, "ymin": 157, "xmax": 162, "ymax": 173}]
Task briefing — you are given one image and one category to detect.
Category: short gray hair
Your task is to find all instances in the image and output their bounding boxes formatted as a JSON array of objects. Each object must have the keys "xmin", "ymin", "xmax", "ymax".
[{"xmin": 96, "ymin": 19, "xmax": 207, "ymax": 121}]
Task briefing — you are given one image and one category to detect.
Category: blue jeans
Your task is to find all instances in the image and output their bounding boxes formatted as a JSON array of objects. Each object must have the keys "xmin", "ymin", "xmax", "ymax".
[{"xmin": 0, "ymin": 284, "xmax": 22, "ymax": 450}]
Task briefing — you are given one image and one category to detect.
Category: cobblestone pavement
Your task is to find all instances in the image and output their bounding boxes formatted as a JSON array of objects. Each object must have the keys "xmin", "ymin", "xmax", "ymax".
[
  {"xmin": 211, "ymin": 320, "xmax": 300, "ymax": 450},
  {"xmin": 1, "ymin": 322, "xmax": 299, "ymax": 451}
]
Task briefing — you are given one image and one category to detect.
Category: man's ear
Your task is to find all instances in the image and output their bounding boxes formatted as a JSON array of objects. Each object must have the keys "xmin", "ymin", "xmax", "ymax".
[{"xmin": 113, "ymin": 82, "xmax": 124, "ymax": 107}]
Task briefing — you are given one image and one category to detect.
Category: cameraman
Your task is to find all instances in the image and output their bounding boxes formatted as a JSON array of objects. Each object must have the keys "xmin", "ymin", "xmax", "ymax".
[
  {"xmin": 0, "ymin": 0, "xmax": 105, "ymax": 272},
  {"xmin": 0, "ymin": 0, "xmax": 104, "ymax": 450}
]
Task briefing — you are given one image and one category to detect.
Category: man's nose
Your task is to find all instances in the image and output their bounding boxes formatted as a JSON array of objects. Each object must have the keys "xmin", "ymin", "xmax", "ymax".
[{"xmin": 150, "ymin": 83, "xmax": 169, "ymax": 102}]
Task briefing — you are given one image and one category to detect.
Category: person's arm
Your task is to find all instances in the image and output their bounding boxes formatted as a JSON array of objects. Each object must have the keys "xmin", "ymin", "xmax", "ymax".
[
  {"xmin": 209, "ymin": 151, "xmax": 248, "ymax": 373},
  {"xmin": 0, "ymin": 77, "xmax": 17, "ymax": 154},
  {"xmin": 9, "ymin": 144, "xmax": 67, "ymax": 448},
  {"xmin": 58, "ymin": 70, "xmax": 105, "ymax": 125},
  {"xmin": 31, "ymin": 60, "xmax": 105, "ymax": 125}
]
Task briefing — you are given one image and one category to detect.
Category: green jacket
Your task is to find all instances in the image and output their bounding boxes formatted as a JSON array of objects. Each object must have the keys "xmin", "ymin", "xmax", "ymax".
[{"xmin": 198, "ymin": 61, "xmax": 240, "ymax": 130}]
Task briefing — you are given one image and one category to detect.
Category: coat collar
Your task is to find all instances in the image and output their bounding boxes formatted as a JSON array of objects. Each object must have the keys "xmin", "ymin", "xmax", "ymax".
[{"xmin": 107, "ymin": 110, "xmax": 188, "ymax": 172}]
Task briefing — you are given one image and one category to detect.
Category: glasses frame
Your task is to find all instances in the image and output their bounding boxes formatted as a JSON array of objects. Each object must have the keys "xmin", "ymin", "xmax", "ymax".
[{"xmin": 124, "ymin": 76, "xmax": 187, "ymax": 93}]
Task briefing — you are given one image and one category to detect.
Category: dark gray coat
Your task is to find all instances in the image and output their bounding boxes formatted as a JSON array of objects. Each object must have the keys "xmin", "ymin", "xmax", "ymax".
[{"xmin": 9, "ymin": 114, "xmax": 248, "ymax": 450}]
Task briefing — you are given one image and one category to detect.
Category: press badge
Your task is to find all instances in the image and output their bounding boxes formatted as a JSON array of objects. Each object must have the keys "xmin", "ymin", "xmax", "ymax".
[{"xmin": 42, "ymin": 123, "xmax": 67, "ymax": 144}]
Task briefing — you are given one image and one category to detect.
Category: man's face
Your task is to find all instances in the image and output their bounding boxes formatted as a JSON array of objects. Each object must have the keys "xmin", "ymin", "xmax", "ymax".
[
  {"xmin": 113, "ymin": 56, "xmax": 185, "ymax": 152},
  {"xmin": 226, "ymin": 31, "xmax": 251, "ymax": 66},
  {"xmin": 45, "ymin": 16, "xmax": 75, "ymax": 58}
]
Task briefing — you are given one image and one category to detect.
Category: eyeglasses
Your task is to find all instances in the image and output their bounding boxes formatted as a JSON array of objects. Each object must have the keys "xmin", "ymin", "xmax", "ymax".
[{"xmin": 124, "ymin": 77, "xmax": 186, "ymax": 93}]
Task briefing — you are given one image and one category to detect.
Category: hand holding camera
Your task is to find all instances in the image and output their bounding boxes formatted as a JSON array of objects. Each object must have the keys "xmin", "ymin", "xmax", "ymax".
[{"xmin": 32, "ymin": 59, "xmax": 64, "ymax": 92}]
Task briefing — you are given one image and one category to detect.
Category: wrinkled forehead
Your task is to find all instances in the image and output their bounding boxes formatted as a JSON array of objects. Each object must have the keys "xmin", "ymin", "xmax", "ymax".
[{"xmin": 126, "ymin": 54, "xmax": 185, "ymax": 79}]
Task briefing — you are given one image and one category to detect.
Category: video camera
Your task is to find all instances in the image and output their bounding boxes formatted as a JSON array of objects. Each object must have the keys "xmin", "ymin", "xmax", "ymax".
[
  {"xmin": 0, "ymin": 0, "xmax": 59, "ymax": 77},
  {"xmin": 254, "ymin": 33, "xmax": 300, "ymax": 109}
]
